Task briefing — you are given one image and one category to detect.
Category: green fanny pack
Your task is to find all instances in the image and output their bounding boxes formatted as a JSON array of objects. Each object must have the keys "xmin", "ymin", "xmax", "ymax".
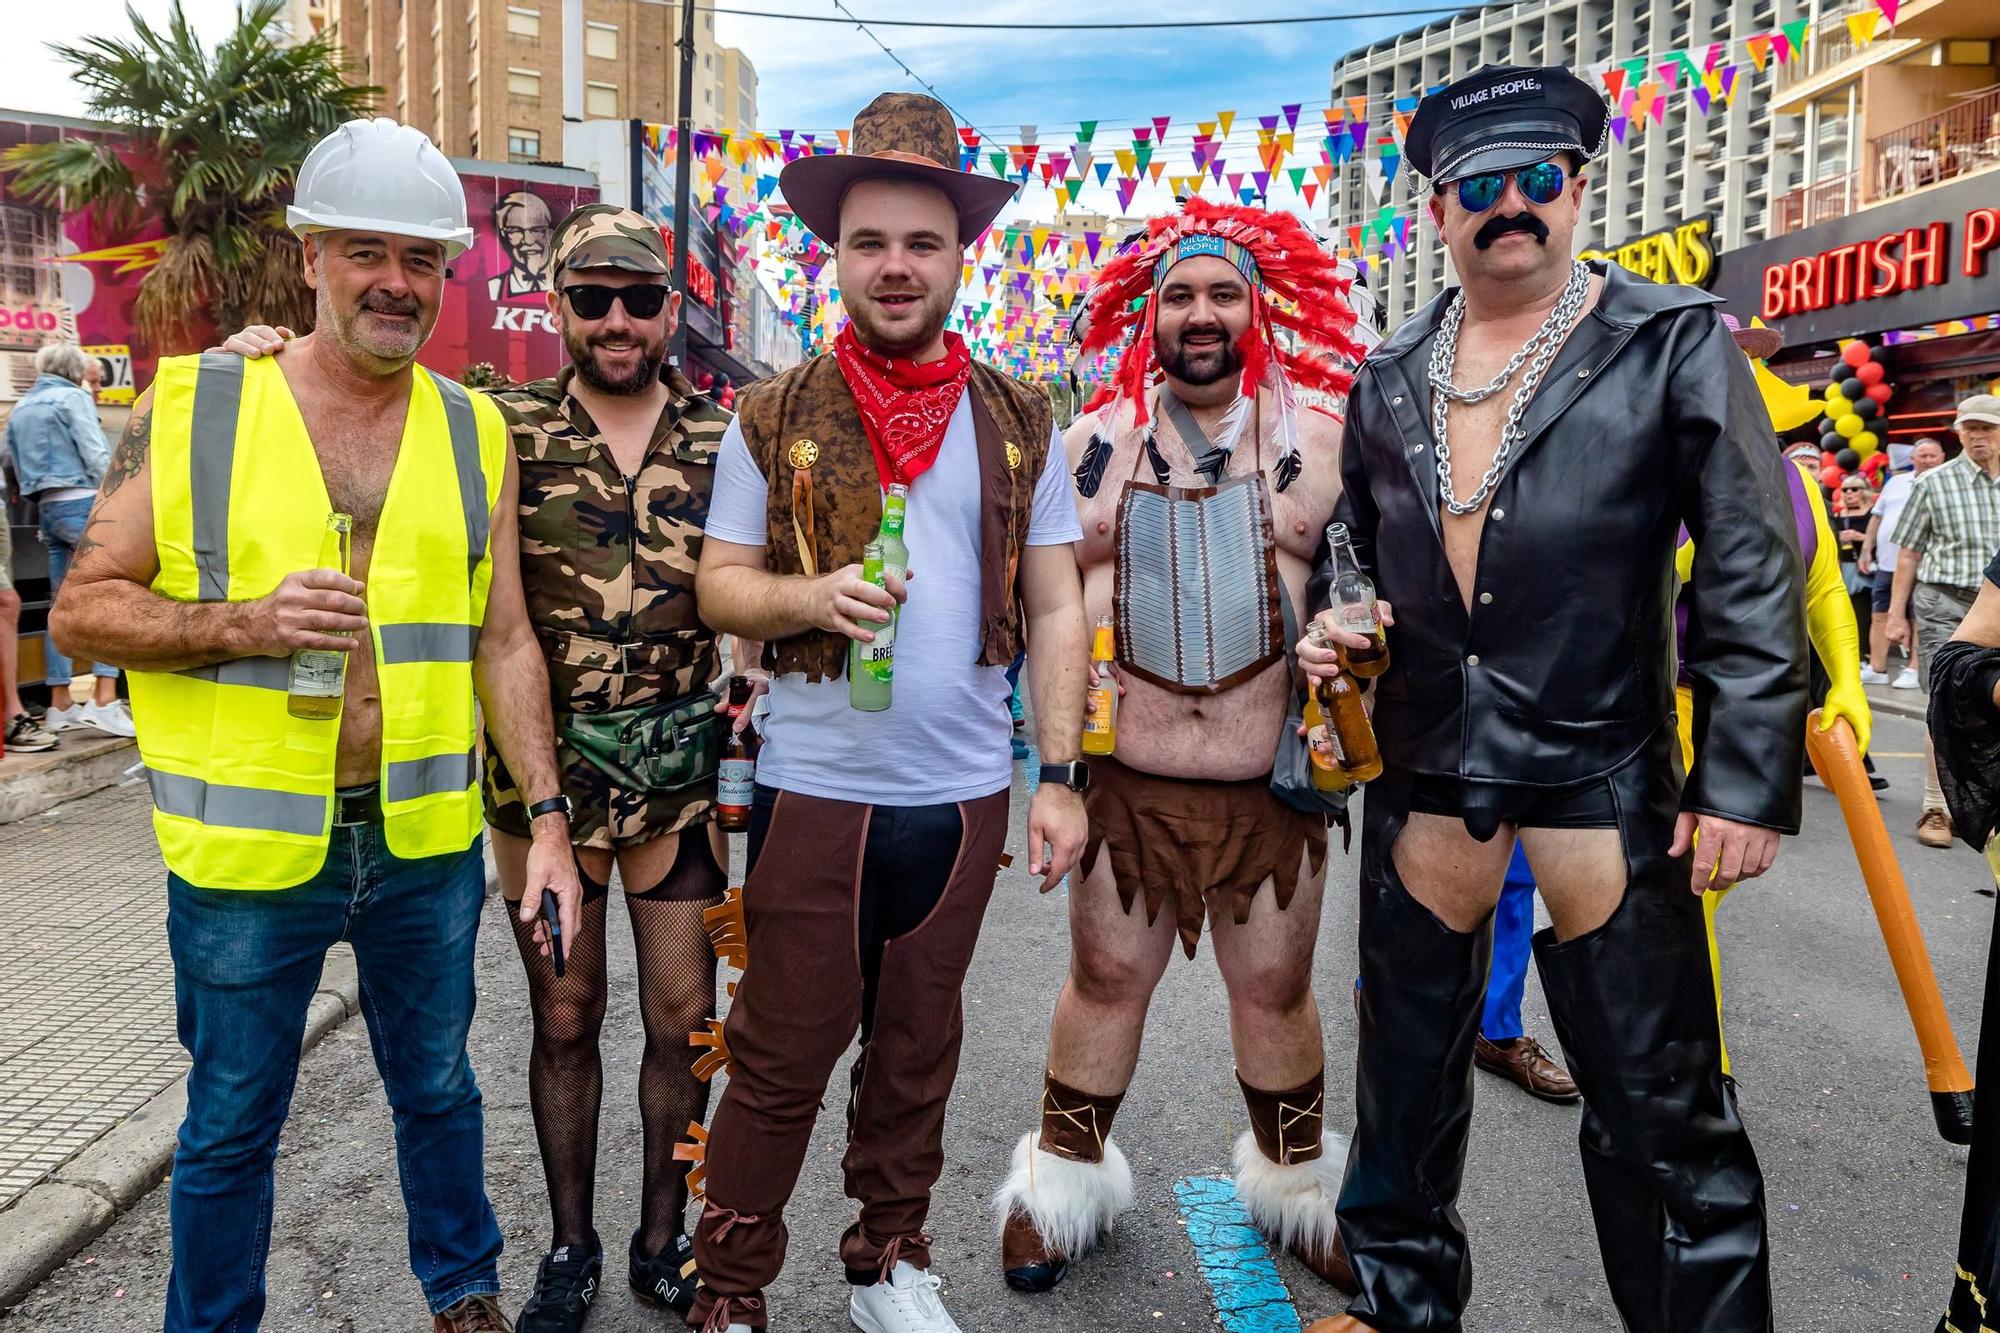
[{"xmin": 560, "ymin": 691, "xmax": 721, "ymax": 793}]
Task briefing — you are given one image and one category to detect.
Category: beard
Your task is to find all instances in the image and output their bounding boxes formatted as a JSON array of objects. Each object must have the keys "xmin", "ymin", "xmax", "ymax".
[
  {"xmin": 324, "ymin": 287, "xmax": 430, "ymax": 364},
  {"xmin": 1157, "ymin": 325, "xmax": 1243, "ymax": 386},
  {"xmin": 845, "ymin": 282, "xmax": 954, "ymax": 358},
  {"xmin": 564, "ymin": 323, "xmax": 667, "ymax": 395}
]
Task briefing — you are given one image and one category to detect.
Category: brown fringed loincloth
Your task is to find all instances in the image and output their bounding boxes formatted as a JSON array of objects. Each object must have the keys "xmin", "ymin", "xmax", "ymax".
[{"xmin": 1081, "ymin": 756, "xmax": 1328, "ymax": 959}]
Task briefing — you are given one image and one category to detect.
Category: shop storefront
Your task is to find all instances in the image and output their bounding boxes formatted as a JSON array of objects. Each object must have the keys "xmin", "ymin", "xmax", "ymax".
[{"xmin": 1710, "ymin": 172, "xmax": 2000, "ymax": 444}]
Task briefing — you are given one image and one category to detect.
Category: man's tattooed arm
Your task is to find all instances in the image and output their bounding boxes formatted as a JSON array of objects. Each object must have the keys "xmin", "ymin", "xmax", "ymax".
[{"xmin": 97, "ymin": 397, "xmax": 150, "ymax": 500}]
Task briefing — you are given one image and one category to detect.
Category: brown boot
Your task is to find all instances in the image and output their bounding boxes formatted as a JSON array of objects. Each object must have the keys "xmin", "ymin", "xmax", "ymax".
[
  {"xmin": 1474, "ymin": 1033, "xmax": 1582, "ymax": 1104},
  {"xmin": 995, "ymin": 1074, "xmax": 1133, "ymax": 1294},
  {"xmin": 433, "ymin": 1294, "xmax": 512, "ymax": 1332},
  {"xmin": 1234, "ymin": 1070, "xmax": 1357, "ymax": 1295},
  {"xmin": 1918, "ymin": 809, "xmax": 1955, "ymax": 849}
]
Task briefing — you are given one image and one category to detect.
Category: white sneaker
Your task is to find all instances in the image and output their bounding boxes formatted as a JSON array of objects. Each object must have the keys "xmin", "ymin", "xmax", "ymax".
[
  {"xmin": 81, "ymin": 699, "xmax": 136, "ymax": 736},
  {"xmin": 1893, "ymin": 668, "xmax": 1920, "ymax": 690},
  {"xmin": 850, "ymin": 1261, "xmax": 963, "ymax": 1333},
  {"xmin": 1859, "ymin": 666, "xmax": 1890, "ymax": 685},
  {"xmin": 42, "ymin": 703, "xmax": 89, "ymax": 733}
]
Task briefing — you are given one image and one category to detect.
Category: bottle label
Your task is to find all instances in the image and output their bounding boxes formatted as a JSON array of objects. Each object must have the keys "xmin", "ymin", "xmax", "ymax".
[
  {"xmin": 718, "ymin": 759, "xmax": 755, "ymax": 808},
  {"xmin": 1335, "ymin": 601, "xmax": 1379, "ymax": 634},
  {"xmin": 290, "ymin": 649, "xmax": 346, "ymax": 698},
  {"xmin": 1084, "ymin": 687, "xmax": 1114, "ymax": 734},
  {"xmin": 861, "ymin": 619, "xmax": 896, "ymax": 680}
]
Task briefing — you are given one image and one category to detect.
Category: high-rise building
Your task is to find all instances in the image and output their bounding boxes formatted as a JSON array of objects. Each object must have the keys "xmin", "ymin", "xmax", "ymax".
[
  {"xmin": 1329, "ymin": 0, "xmax": 1814, "ymax": 327},
  {"xmin": 290, "ymin": 1, "xmax": 756, "ymax": 164}
]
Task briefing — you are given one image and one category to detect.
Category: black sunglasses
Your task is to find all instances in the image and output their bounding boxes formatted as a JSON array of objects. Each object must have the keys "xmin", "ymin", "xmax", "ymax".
[
  {"xmin": 561, "ymin": 283, "xmax": 672, "ymax": 320},
  {"xmin": 1456, "ymin": 161, "xmax": 1568, "ymax": 214}
]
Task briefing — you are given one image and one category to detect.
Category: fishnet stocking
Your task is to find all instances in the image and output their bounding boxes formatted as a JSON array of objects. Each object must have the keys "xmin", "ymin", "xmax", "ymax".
[
  {"xmin": 508, "ymin": 882, "xmax": 612, "ymax": 1250},
  {"xmin": 626, "ymin": 834, "xmax": 727, "ymax": 1255}
]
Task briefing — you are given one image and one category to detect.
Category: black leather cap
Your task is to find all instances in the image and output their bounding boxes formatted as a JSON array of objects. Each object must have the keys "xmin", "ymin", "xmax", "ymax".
[{"xmin": 1406, "ymin": 65, "xmax": 1610, "ymax": 185}]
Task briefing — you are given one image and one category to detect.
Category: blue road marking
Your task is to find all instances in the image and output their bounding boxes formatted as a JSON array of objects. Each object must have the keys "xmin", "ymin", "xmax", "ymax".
[{"xmin": 1174, "ymin": 1175, "xmax": 1302, "ymax": 1332}]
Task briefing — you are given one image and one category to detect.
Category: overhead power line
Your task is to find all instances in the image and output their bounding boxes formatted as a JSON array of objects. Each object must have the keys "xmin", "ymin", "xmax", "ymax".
[{"xmin": 699, "ymin": 4, "xmax": 1488, "ymax": 28}]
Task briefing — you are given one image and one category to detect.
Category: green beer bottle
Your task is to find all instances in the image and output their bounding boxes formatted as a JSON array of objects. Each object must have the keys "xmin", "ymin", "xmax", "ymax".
[{"xmin": 848, "ymin": 484, "xmax": 909, "ymax": 712}]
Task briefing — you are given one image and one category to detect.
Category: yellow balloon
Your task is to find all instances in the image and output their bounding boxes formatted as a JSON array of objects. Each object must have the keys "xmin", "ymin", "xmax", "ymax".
[
  {"xmin": 1825, "ymin": 384, "xmax": 1848, "ymax": 403},
  {"xmin": 1836, "ymin": 413, "xmax": 1864, "ymax": 438},
  {"xmin": 1854, "ymin": 432, "xmax": 1879, "ymax": 454}
]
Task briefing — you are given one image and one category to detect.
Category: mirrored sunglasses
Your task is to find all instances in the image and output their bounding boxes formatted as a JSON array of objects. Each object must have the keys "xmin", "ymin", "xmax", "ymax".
[{"xmin": 1456, "ymin": 161, "xmax": 1568, "ymax": 214}]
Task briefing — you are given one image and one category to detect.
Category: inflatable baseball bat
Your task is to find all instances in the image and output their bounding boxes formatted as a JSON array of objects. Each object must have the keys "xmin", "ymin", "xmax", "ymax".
[{"xmin": 1804, "ymin": 708, "xmax": 1975, "ymax": 1144}]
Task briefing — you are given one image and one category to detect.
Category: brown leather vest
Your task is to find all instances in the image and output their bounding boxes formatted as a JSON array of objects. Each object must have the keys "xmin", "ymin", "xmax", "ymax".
[{"xmin": 737, "ymin": 353, "xmax": 1053, "ymax": 682}]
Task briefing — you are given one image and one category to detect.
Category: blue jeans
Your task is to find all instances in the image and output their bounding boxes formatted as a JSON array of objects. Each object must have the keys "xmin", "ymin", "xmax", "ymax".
[
  {"xmin": 38, "ymin": 495, "xmax": 118, "ymax": 687},
  {"xmin": 164, "ymin": 825, "xmax": 500, "ymax": 1331},
  {"xmin": 1480, "ymin": 842, "xmax": 1538, "ymax": 1042}
]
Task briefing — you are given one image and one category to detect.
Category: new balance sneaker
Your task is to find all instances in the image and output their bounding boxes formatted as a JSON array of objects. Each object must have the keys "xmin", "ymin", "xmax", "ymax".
[
  {"xmin": 516, "ymin": 1240, "xmax": 602, "ymax": 1333},
  {"xmin": 4, "ymin": 713, "xmax": 58, "ymax": 752},
  {"xmin": 850, "ymin": 1261, "xmax": 963, "ymax": 1333},
  {"xmin": 1893, "ymin": 667, "xmax": 1920, "ymax": 690},
  {"xmin": 628, "ymin": 1230, "xmax": 697, "ymax": 1315},
  {"xmin": 1859, "ymin": 665, "xmax": 1890, "ymax": 685}
]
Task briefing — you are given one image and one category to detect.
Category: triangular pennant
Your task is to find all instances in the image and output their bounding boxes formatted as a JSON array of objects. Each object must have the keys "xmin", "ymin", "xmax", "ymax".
[
  {"xmin": 1217, "ymin": 110, "xmax": 1236, "ymax": 138},
  {"xmin": 1095, "ymin": 161, "xmax": 1114, "ymax": 186},
  {"xmin": 1075, "ymin": 120, "xmax": 1097, "ymax": 144},
  {"xmin": 1152, "ymin": 116, "xmax": 1171, "ymax": 141},
  {"xmin": 1845, "ymin": 11, "xmax": 1881, "ymax": 46},
  {"xmin": 1148, "ymin": 161, "xmax": 1166, "ymax": 184},
  {"xmin": 1875, "ymin": 0, "xmax": 1899, "ymax": 25},
  {"xmin": 1746, "ymin": 34, "xmax": 1772, "ymax": 70},
  {"xmin": 1302, "ymin": 183, "xmax": 1318, "ymax": 208},
  {"xmin": 1287, "ymin": 166, "xmax": 1307, "ymax": 192},
  {"xmin": 1347, "ymin": 96, "xmax": 1368, "ymax": 120},
  {"xmin": 1282, "ymin": 103, "xmax": 1301, "ymax": 131},
  {"xmin": 1134, "ymin": 143, "xmax": 1154, "ymax": 173},
  {"xmin": 1116, "ymin": 177, "xmax": 1139, "ymax": 212}
]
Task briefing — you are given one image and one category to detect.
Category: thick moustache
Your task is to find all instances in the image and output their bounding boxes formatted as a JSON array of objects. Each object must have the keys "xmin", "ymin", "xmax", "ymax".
[{"xmin": 1473, "ymin": 214, "xmax": 1549, "ymax": 250}]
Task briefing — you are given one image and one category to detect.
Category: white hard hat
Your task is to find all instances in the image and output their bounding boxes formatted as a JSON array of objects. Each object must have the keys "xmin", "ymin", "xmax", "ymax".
[{"xmin": 287, "ymin": 117, "xmax": 475, "ymax": 259}]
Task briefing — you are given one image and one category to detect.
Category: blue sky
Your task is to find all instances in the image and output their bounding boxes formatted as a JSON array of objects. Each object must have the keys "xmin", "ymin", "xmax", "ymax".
[{"xmin": 709, "ymin": 2, "xmax": 1471, "ymax": 139}]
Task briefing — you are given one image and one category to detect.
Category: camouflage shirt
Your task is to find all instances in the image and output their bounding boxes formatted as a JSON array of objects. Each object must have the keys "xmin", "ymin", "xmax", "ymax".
[{"xmin": 489, "ymin": 366, "xmax": 732, "ymax": 714}]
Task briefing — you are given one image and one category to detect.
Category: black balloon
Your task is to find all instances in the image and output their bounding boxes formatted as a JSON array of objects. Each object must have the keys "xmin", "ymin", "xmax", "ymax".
[
  {"xmin": 1853, "ymin": 396, "xmax": 1879, "ymax": 419},
  {"xmin": 1821, "ymin": 430, "xmax": 1843, "ymax": 452},
  {"xmin": 1841, "ymin": 377, "xmax": 1866, "ymax": 399},
  {"xmin": 1836, "ymin": 448, "xmax": 1861, "ymax": 471},
  {"xmin": 1871, "ymin": 345, "xmax": 1890, "ymax": 364}
]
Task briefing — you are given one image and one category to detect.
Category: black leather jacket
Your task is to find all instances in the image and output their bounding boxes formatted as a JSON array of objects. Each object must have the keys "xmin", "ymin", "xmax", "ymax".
[{"xmin": 1317, "ymin": 262, "xmax": 1808, "ymax": 832}]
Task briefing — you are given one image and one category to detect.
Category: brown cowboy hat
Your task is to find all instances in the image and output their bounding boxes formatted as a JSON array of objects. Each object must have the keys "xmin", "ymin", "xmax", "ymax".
[
  {"xmin": 779, "ymin": 92, "xmax": 1019, "ymax": 245},
  {"xmin": 1719, "ymin": 312, "xmax": 1783, "ymax": 360}
]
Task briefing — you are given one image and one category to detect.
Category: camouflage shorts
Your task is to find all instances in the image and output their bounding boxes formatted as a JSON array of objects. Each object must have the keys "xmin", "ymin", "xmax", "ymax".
[{"xmin": 483, "ymin": 727, "xmax": 716, "ymax": 850}]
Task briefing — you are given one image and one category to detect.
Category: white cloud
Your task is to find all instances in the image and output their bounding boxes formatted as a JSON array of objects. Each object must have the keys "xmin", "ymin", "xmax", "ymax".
[{"xmin": 12, "ymin": 0, "xmax": 245, "ymax": 119}]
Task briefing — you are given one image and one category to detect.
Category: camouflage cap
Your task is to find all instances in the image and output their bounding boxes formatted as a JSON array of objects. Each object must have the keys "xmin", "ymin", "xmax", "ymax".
[{"xmin": 549, "ymin": 203, "xmax": 670, "ymax": 281}]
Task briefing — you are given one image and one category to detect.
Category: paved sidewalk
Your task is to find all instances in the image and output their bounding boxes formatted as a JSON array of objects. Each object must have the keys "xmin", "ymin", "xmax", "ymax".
[{"xmin": 0, "ymin": 783, "xmax": 182, "ymax": 1209}]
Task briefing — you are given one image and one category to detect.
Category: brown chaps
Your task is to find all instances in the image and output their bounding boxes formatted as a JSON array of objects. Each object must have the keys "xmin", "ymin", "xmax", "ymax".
[{"xmin": 688, "ymin": 787, "xmax": 1009, "ymax": 1330}]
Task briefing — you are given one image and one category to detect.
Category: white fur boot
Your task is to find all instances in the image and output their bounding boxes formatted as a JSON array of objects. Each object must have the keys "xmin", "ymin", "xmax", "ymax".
[
  {"xmin": 1232, "ymin": 1129, "xmax": 1355, "ymax": 1291},
  {"xmin": 994, "ymin": 1131, "xmax": 1135, "ymax": 1292}
]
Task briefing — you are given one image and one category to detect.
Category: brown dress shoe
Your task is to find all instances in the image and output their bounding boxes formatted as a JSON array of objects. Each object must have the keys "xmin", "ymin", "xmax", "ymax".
[
  {"xmin": 1918, "ymin": 809, "xmax": 1955, "ymax": 849},
  {"xmin": 1474, "ymin": 1033, "xmax": 1581, "ymax": 1104},
  {"xmin": 433, "ymin": 1294, "xmax": 512, "ymax": 1332}
]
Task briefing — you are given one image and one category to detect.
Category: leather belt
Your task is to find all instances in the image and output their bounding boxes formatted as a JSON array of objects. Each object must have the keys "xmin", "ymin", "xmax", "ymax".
[{"xmin": 333, "ymin": 784, "xmax": 384, "ymax": 827}]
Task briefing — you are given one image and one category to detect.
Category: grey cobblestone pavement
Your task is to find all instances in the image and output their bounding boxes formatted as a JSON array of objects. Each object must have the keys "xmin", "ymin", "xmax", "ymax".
[
  {"xmin": 0, "ymin": 785, "xmax": 184, "ymax": 1210},
  {"xmin": 0, "ymin": 710, "xmax": 1994, "ymax": 1331}
]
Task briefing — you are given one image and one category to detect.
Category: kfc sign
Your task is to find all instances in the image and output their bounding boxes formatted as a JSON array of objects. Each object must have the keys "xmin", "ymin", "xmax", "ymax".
[{"xmin": 1711, "ymin": 174, "xmax": 2000, "ymax": 347}]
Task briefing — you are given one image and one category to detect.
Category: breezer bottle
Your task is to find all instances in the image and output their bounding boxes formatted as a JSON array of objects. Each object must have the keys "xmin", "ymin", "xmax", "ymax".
[
  {"xmin": 1081, "ymin": 618, "xmax": 1118, "ymax": 756},
  {"xmin": 1308, "ymin": 623, "xmax": 1383, "ymax": 783},
  {"xmin": 717, "ymin": 675, "xmax": 757, "ymax": 832},
  {"xmin": 849, "ymin": 485, "xmax": 909, "ymax": 712},
  {"xmin": 1325, "ymin": 521, "xmax": 1389, "ymax": 678},
  {"xmin": 1302, "ymin": 696, "xmax": 1353, "ymax": 792},
  {"xmin": 288, "ymin": 512, "xmax": 354, "ymax": 721}
]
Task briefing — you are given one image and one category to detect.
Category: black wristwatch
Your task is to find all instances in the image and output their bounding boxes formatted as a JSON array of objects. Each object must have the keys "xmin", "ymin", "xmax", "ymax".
[
  {"xmin": 1040, "ymin": 761, "xmax": 1090, "ymax": 792},
  {"xmin": 526, "ymin": 794, "xmax": 574, "ymax": 824}
]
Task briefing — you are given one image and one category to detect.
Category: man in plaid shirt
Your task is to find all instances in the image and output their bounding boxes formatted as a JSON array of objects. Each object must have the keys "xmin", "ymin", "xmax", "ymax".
[{"xmin": 1889, "ymin": 393, "xmax": 2000, "ymax": 847}]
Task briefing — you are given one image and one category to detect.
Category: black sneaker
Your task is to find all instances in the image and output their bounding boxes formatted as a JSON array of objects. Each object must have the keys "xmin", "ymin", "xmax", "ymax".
[
  {"xmin": 629, "ymin": 1230, "xmax": 697, "ymax": 1315},
  {"xmin": 517, "ymin": 1239, "xmax": 603, "ymax": 1333},
  {"xmin": 4, "ymin": 713, "xmax": 58, "ymax": 753}
]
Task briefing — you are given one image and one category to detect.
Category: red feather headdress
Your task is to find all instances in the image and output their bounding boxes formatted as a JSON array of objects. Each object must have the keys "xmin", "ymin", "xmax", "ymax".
[{"xmin": 1077, "ymin": 201, "xmax": 1365, "ymax": 496}]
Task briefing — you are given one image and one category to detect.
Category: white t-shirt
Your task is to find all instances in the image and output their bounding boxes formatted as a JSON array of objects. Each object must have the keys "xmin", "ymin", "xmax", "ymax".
[
  {"xmin": 706, "ymin": 397, "xmax": 1081, "ymax": 805},
  {"xmin": 1875, "ymin": 471, "xmax": 1916, "ymax": 570}
]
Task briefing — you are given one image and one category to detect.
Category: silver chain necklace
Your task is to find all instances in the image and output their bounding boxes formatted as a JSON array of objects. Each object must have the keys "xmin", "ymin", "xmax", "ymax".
[{"xmin": 1430, "ymin": 260, "xmax": 1591, "ymax": 518}]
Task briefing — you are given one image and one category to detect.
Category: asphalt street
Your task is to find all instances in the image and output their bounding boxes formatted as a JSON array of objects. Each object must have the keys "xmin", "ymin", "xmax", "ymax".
[{"xmin": 4, "ymin": 709, "xmax": 1992, "ymax": 1332}]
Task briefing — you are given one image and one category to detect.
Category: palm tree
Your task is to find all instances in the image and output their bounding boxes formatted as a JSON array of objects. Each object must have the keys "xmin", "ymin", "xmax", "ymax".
[{"xmin": 2, "ymin": 0, "xmax": 378, "ymax": 351}]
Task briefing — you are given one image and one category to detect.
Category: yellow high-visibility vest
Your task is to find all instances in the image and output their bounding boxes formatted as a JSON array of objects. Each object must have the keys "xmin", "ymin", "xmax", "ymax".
[{"xmin": 129, "ymin": 352, "xmax": 507, "ymax": 889}]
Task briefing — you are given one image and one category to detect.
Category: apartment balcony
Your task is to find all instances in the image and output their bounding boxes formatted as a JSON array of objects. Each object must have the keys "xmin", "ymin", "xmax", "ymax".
[
  {"xmin": 1774, "ymin": 4, "xmax": 1919, "ymax": 111},
  {"xmin": 1870, "ymin": 85, "xmax": 2000, "ymax": 200},
  {"xmin": 1770, "ymin": 170, "xmax": 1859, "ymax": 236}
]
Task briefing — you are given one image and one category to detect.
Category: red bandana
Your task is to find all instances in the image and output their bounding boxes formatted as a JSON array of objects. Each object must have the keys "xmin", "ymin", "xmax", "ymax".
[{"xmin": 833, "ymin": 324, "xmax": 973, "ymax": 491}]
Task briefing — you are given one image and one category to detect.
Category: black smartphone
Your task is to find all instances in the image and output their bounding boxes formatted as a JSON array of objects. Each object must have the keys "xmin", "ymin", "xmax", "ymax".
[{"xmin": 541, "ymin": 889, "xmax": 566, "ymax": 979}]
